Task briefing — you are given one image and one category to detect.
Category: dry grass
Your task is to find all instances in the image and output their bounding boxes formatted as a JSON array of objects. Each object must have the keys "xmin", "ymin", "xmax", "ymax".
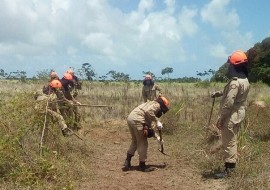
[{"xmin": 0, "ymin": 80, "xmax": 270, "ymax": 189}]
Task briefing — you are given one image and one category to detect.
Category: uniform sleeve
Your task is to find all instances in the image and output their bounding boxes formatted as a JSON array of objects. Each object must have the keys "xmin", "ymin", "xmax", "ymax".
[
  {"xmin": 219, "ymin": 80, "xmax": 239, "ymax": 122},
  {"xmin": 55, "ymin": 89, "xmax": 73, "ymax": 106},
  {"xmin": 154, "ymin": 84, "xmax": 162, "ymax": 96}
]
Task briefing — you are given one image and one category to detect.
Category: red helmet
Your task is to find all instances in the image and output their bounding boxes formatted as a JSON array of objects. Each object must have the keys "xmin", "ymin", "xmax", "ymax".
[
  {"xmin": 63, "ymin": 73, "xmax": 73, "ymax": 80},
  {"xmin": 160, "ymin": 96, "xmax": 169, "ymax": 107},
  {"xmin": 229, "ymin": 50, "xmax": 248, "ymax": 65},
  {"xmin": 50, "ymin": 80, "xmax": 62, "ymax": 88}
]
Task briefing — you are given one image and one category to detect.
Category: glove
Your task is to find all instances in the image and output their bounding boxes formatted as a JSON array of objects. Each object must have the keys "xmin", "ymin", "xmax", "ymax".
[
  {"xmin": 73, "ymin": 100, "xmax": 81, "ymax": 105},
  {"xmin": 157, "ymin": 121, "xmax": 163, "ymax": 130},
  {"xmin": 211, "ymin": 91, "xmax": 223, "ymax": 98},
  {"xmin": 68, "ymin": 100, "xmax": 74, "ymax": 105},
  {"xmin": 156, "ymin": 135, "xmax": 164, "ymax": 145}
]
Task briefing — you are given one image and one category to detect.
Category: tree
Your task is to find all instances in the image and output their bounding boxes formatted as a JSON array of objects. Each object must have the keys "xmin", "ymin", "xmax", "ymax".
[
  {"xmin": 36, "ymin": 69, "xmax": 54, "ymax": 81},
  {"xmin": 78, "ymin": 63, "xmax": 96, "ymax": 81},
  {"xmin": 196, "ymin": 69, "xmax": 216, "ymax": 77},
  {"xmin": 211, "ymin": 65, "xmax": 229, "ymax": 82},
  {"xmin": 7, "ymin": 70, "xmax": 27, "ymax": 82},
  {"xmin": 0, "ymin": 69, "xmax": 8, "ymax": 79},
  {"xmin": 98, "ymin": 75, "xmax": 108, "ymax": 81},
  {"xmin": 106, "ymin": 70, "xmax": 130, "ymax": 81},
  {"xmin": 214, "ymin": 36, "xmax": 270, "ymax": 84},
  {"xmin": 161, "ymin": 67, "xmax": 173, "ymax": 79}
]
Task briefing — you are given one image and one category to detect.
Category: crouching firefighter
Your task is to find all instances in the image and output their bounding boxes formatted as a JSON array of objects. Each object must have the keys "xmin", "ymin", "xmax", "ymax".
[
  {"xmin": 35, "ymin": 79, "xmax": 74, "ymax": 137},
  {"xmin": 122, "ymin": 96, "xmax": 169, "ymax": 172}
]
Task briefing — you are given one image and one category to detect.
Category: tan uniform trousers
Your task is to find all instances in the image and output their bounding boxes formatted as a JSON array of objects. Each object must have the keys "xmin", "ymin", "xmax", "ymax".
[
  {"xmin": 35, "ymin": 100, "xmax": 67, "ymax": 131},
  {"xmin": 47, "ymin": 109, "xmax": 68, "ymax": 130},
  {"xmin": 221, "ymin": 119, "xmax": 241, "ymax": 163},
  {"xmin": 127, "ymin": 117, "xmax": 148, "ymax": 162}
]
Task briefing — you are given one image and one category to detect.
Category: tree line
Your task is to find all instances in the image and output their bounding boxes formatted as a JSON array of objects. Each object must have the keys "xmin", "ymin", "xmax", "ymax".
[
  {"xmin": 0, "ymin": 63, "xmax": 201, "ymax": 83},
  {"xmin": 212, "ymin": 36, "xmax": 270, "ymax": 83}
]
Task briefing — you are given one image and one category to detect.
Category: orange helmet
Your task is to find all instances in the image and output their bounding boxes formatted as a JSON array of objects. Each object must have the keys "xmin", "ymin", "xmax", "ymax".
[
  {"xmin": 50, "ymin": 80, "xmax": 62, "ymax": 88},
  {"xmin": 160, "ymin": 96, "xmax": 169, "ymax": 107},
  {"xmin": 63, "ymin": 73, "xmax": 73, "ymax": 80},
  {"xmin": 229, "ymin": 50, "xmax": 248, "ymax": 65},
  {"xmin": 66, "ymin": 69, "xmax": 74, "ymax": 75}
]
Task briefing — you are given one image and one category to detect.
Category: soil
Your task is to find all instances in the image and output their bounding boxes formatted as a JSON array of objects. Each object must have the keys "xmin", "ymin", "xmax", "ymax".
[{"xmin": 75, "ymin": 121, "xmax": 228, "ymax": 190}]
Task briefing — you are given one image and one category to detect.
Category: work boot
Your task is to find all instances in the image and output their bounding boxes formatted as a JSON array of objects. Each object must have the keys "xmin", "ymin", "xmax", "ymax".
[
  {"xmin": 122, "ymin": 153, "xmax": 133, "ymax": 171},
  {"xmin": 61, "ymin": 128, "xmax": 72, "ymax": 137},
  {"xmin": 214, "ymin": 162, "xmax": 236, "ymax": 179},
  {"xmin": 139, "ymin": 161, "xmax": 155, "ymax": 172}
]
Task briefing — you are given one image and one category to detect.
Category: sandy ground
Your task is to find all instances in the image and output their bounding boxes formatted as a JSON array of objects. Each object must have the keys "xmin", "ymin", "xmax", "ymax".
[{"xmin": 74, "ymin": 122, "xmax": 228, "ymax": 190}]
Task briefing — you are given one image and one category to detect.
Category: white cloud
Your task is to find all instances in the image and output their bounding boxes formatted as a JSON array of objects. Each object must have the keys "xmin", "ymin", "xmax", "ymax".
[
  {"xmin": 164, "ymin": 0, "xmax": 175, "ymax": 14},
  {"xmin": 222, "ymin": 31, "xmax": 253, "ymax": 51},
  {"xmin": 67, "ymin": 46, "xmax": 77, "ymax": 55},
  {"xmin": 138, "ymin": 0, "xmax": 154, "ymax": 13},
  {"xmin": 200, "ymin": 0, "xmax": 239, "ymax": 30},
  {"xmin": 51, "ymin": 0, "xmax": 70, "ymax": 15},
  {"xmin": 208, "ymin": 43, "xmax": 227, "ymax": 59},
  {"xmin": 0, "ymin": 0, "xmax": 264, "ymax": 78},
  {"xmin": 82, "ymin": 33, "xmax": 114, "ymax": 56},
  {"xmin": 31, "ymin": 31, "xmax": 56, "ymax": 46},
  {"xmin": 178, "ymin": 6, "xmax": 198, "ymax": 37}
]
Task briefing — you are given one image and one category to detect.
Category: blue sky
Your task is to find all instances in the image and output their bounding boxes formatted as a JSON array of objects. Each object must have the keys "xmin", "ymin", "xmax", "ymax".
[{"xmin": 0, "ymin": 0, "xmax": 270, "ymax": 79}]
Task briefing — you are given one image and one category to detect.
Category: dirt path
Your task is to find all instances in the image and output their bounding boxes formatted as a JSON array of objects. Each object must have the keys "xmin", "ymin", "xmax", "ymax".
[{"xmin": 75, "ymin": 122, "xmax": 227, "ymax": 190}]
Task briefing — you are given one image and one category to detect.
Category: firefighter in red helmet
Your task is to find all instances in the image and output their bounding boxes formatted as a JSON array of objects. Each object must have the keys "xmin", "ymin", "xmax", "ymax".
[
  {"xmin": 35, "ymin": 79, "xmax": 73, "ymax": 137},
  {"xmin": 211, "ymin": 50, "xmax": 250, "ymax": 178},
  {"xmin": 122, "ymin": 96, "xmax": 169, "ymax": 172}
]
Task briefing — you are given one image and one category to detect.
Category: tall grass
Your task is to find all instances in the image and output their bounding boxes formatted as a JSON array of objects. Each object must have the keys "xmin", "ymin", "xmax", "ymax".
[{"xmin": 0, "ymin": 80, "xmax": 270, "ymax": 189}]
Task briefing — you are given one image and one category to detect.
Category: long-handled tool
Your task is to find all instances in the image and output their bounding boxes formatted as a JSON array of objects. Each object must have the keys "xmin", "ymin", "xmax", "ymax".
[
  {"xmin": 206, "ymin": 96, "xmax": 221, "ymax": 150},
  {"xmin": 207, "ymin": 97, "xmax": 215, "ymax": 126},
  {"xmin": 158, "ymin": 129, "xmax": 169, "ymax": 156},
  {"xmin": 74, "ymin": 104, "xmax": 113, "ymax": 108}
]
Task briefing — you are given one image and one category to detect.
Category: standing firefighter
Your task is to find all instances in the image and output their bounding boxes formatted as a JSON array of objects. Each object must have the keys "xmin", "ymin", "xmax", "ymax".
[
  {"xmin": 142, "ymin": 74, "xmax": 162, "ymax": 102},
  {"xmin": 66, "ymin": 69, "xmax": 82, "ymax": 98},
  {"xmin": 60, "ymin": 73, "xmax": 81, "ymax": 131},
  {"xmin": 122, "ymin": 96, "xmax": 169, "ymax": 172},
  {"xmin": 35, "ymin": 79, "xmax": 72, "ymax": 137},
  {"xmin": 211, "ymin": 50, "xmax": 250, "ymax": 179}
]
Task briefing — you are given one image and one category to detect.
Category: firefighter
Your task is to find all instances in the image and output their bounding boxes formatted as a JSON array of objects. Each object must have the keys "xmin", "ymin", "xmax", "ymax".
[
  {"xmin": 50, "ymin": 71, "xmax": 59, "ymax": 80},
  {"xmin": 35, "ymin": 79, "xmax": 73, "ymax": 137},
  {"xmin": 122, "ymin": 96, "xmax": 169, "ymax": 172},
  {"xmin": 60, "ymin": 72, "xmax": 81, "ymax": 131},
  {"xmin": 42, "ymin": 71, "xmax": 59, "ymax": 95},
  {"xmin": 66, "ymin": 69, "xmax": 82, "ymax": 98},
  {"xmin": 142, "ymin": 74, "xmax": 162, "ymax": 102},
  {"xmin": 211, "ymin": 50, "xmax": 250, "ymax": 178}
]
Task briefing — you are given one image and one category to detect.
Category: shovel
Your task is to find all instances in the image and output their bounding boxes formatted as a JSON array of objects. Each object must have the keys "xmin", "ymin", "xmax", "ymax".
[{"xmin": 158, "ymin": 129, "xmax": 169, "ymax": 156}]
